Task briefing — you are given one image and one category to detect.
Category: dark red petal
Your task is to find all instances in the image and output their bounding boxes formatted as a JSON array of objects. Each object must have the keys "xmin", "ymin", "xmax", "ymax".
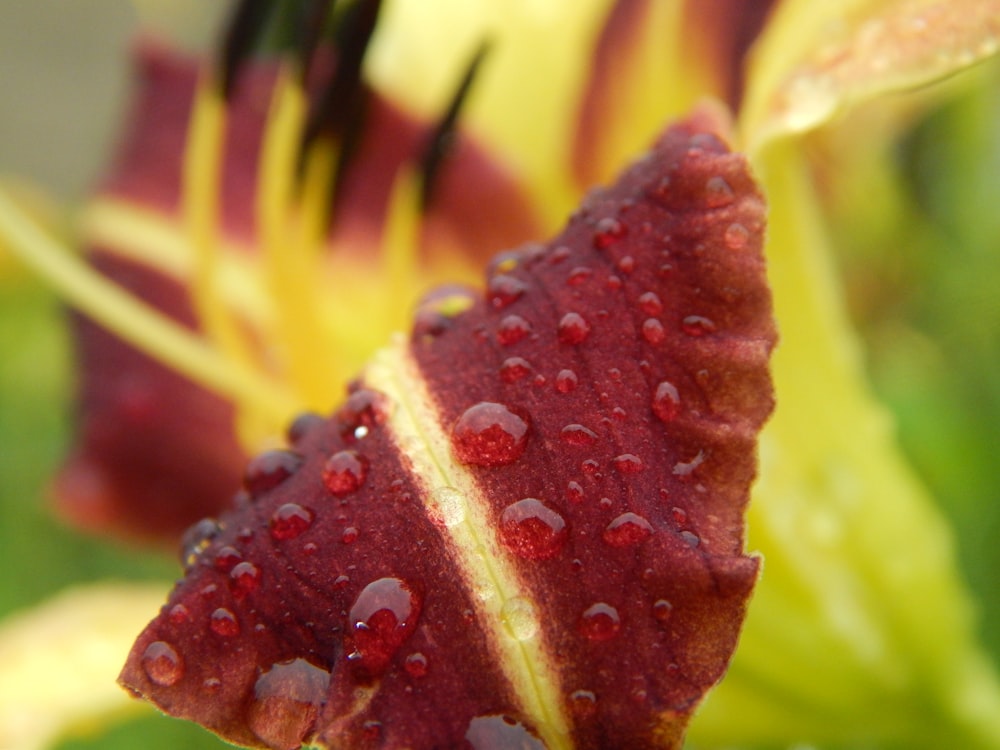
[
  {"xmin": 52, "ymin": 252, "xmax": 246, "ymax": 542},
  {"xmin": 120, "ymin": 108, "xmax": 775, "ymax": 749}
]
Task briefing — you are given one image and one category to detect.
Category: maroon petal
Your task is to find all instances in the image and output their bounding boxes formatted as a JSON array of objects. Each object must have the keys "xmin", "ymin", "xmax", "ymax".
[{"xmin": 120, "ymin": 108, "xmax": 775, "ymax": 749}]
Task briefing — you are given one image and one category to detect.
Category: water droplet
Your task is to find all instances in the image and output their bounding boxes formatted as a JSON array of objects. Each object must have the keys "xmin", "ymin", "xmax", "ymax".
[
  {"xmin": 142, "ymin": 641, "xmax": 184, "ymax": 686},
  {"xmin": 723, "ymin": 222, "xmax": 750, "ymax": 250},
  {"xmin": 180, "ymin": 518, "xmax": 222, "ymax": 569},
  {"xmin": 499, "ymin": 498, "xmax": 568, "ymax": 560},
  {"xmin": 363, "ymin": 720, "xmax": 382, "ymax": 740},
  {"xmin": 580, "ymin": 459, "xmax": 601, "ymax": 478},
  {"xmin": 230, "ymin": 561, "xmax": 261, "ymax": 596},
  {"xmin": 286, "ymin": 412, "xmax": 324, "ymax": 445},
  {"xmin": 322, "ymin": 450, "xmax": 368, "ymax": 497},
  {"xmin": 637, "ymin": 291, "xmax": 663, "ymax": 316},
  {"xmin": 333, "ymin": 574, "xmax": 351, "ymax": 590},
  {"xmin": 560, "ymin": 423, "xmax": 597, "ymax": 446},
  {"xmin": 451, "ymin": 402, "xmax": 530, "ymax": 467},
  {"xmin": 270, "ymin": 503, "xmax": 314, "ymax": 541},
  {"xmin": 203, "ymin": 677, "xmax": 222, "ymax": 692},
  {"xmin": 603, "ymin": 512, "xmax": 653, "ymax": 547},
  {"xmin": 341, "ymin": 526, "xmax": 359, "ymax": 544},
  {"xmin": 616, "ymin": 255, "xmax": 635, "ymax": 274},
  {"xmin": 404, "ymin": 652, "xmax": 429, "ymax": 678},
  {"xmin": 705, "ymin": 176, "xmax": 735, "ymax": 207},
  {"xmin": 605, "ymin": 275, "xmax": 623, "ymax": 291},
  {"xmin": 210, "ymin": 608, "xmax": 240, "ymax": 637},
  {"xmin": 431, "ymin": 486, "xmax": 466, "ymax": 528},
  {"xmin": 593, "ymin": 217, "xmax": 626, "ymax": 249},
  {"xmin": 578, "ymin": 602, "xmax": 621, "ymax": 641},
  {"xmin": 349, "ymin": 578, "xmax": 421, "ymax": 674},
  {"xmin": 488, "ymin": 274, "xmax": 528, "ymax": 309},
  {"xmin": 549, "ymin": 245, "xmax": 571, "ymax": 264},
  {"xmin": 337, "ymin": 389, "xmax": 391, "ymax": 434},
  {"xmin": 653, "ymin": 599, "xmax": 674, "ymax": 623},
  {"xmin": 642, "ymin": 318, "xmax": 666, "ymax": 344},
  {"xmin": 244, "ymin": 450, "xmax": 304, "ymax": 496},
  {"xmin": 612, "ymin": 454, "xmax": 644, "ymax": 474},
  {"xmin": 681, "ymin": 315, "xmax": 716, "ymax": 337},
  {"xmin": 555, "ymin": 369, "xmax": 578, "ymax": 394},
  {"xmin": 652, "ymin": 381, "xmax": 681, "ymax": 422},
  {"xmin": 213, "ymin": 546, "xmax": 243, "ymax": 572},
  {"xmin": 671, "ymin": 506, "xmax": 687, "ymax": 525},
  {"xmin": 168, "ymin": 604, "xmax": 190, "ymax": 625},
  {"xmin": 247, "ymin": 658, "xmax": 331, "ymax": 750},
  {"xmin": 465, "ymin": 715, "xmax": 547, "ymax": 750},
  {"xmin": 497, "ymin": 314, "xmax": 532, "ymax": 346},
  {"xmin": 500, "ymin": 357, "xmax": 532, "ymax": 383},
  {"xmin": 412, "ymin": 285, "xmax": 476, "ymax": 338},
  {"xmin": 569, "ymin": 689, "xmax": 597, "ymax": 717},
  {"xmin": 567, "ymin": 266, "xmax": 593, "ymax": 286},
  {"xmin": 501, "ymin": 596, "xmax": 540, "ymax": 641},
  {"xmin": 565, "ymin": 481, "xmax": 584, "ymax": 504},
  {"xmin": 558, "ymin": 312, "xmax": 591, "ymax": 344},
  {"xmin": 680, "ymin": 530, "xmax": 701, "ymax": 547}
]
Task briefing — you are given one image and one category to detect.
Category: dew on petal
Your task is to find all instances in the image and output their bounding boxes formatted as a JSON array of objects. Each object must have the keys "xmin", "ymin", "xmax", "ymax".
[
  {"xmin": 322, "ymin": 450, "xmax": 369, "ymax": 497},
  {"xmin": 488, "ymin": 274, "xmax": 528, "ymax": 309},
  {"xmin": 612, "ymin": 453, "xmax": 644, "ymax": 474},
  {"xmin": 593, "ymin": 216, "xmax": 626, "ymax": 249},
  {"xmin": 497, "ymin": 314, "xmax": 532, "ymax": 345},
  {"xmin": 567, "ymin": 266, "xmax": 593, "ymax": 286},
  {"xmin": 230, "ymin": 561, "xmax": 261, "ymax": 596},
  {"xmin": 578, "ymin": 602, "xmax": 621, "ymax": 641},
  {"xmin": 180, "ymin": 518, "xmax": 222, "ymax": 569},
  {"xmin": 210, "ymin": 607, "xmax": 240, "ymax": 637},
  {"xmin": 285, "ymin": 412, "xmax": 324, "ymax": 445},
  {"xmin": 560, "ymin": 423, "xmax": 598, "ymax": 446},
  {"xmin": 213, "ymin": 545, "xmax": 243, "ymax": 572},
  {"xmin": 499, "ymin": 357, "xmax": 532, "ymax": 383},
  {"xmin": 569, "ymin": 689, "xmax": 598, "ymax": 718},
  {"xmin": 704, "ymin": 175, "xmax": 735, "ymax": 207},
  {"xmin": 603, "ymin": 512, "xmax": 654, "ymax": 547},
  {"xmin": 168, "ymin": 604, "xmax": 190, "ymax": 625},
  {"xmin": 673, "ymin": 450, "xmax": 705, "ymax": 477},
  {"xmin": 637, "ymin": 291, "xmax": 663, "ymax": 316},
  {"xmin": 337, "ymin": 388, "xmax": 392, "ymax": 433},
  {"xmin": 348, "ymin": 578, "xmax": 421, "ymax": 675},
  {"xmin": 501, "ymin": 596, "xmax": 540, "ymax": 641},
  {"xmin": 653, "ymin": 599, "xmax": 674, "ymax": 623},
  {"xmin": 555, "ymin": 369, "xmax": 578, "ymax": 394},
  {"xmin": 641, "ymin": 318, "xmax": 666, "ymax": 345},
  {"xmin": 652, "ymin": 381, "xmax": 681, "ymax": 423},
  {"xmin": 465, "ymin": 715, "xmax": 548, "ymax": 750},
  {"xmin": 270, "ymin": 503, "xmax": 314, "ymax": 541},
  {"xmin": 142, "ymin": 641, "xmax": 184, "ymax": 686},
  {"xmin": 451, "ymin": 402, "xmax": 530, "ymax": 467},
  {"xmin": 244, "ymin": 450, "xmax": 304, "ymax": 496},
  {"xmin": 431, "ymin": 486, "xmax": 467, "ymax": 528},
  {"xmin": 723, "ymin": 222, "xmax": 750, "ymax": 250},
  {"xmin": 681, "ymin": 315, "xmax": 716, "ymax": 337},
  {"xmin": 558, "ymin": 312, "xmax": 591, "ymax": 344},
  {"xmin": 247, "ymin": 658, "xmax": 331, "ymax": 750},
  {"xmin": 404, "ymin": 652, "xmax": 429, "ymax": 678},
  {"xmin": 499, "ymin": 498, "xmax": 568, "ymax": 560},
  {"xmin": 566, "ymin": 481, "xmax": 585, "ymax": 504}
]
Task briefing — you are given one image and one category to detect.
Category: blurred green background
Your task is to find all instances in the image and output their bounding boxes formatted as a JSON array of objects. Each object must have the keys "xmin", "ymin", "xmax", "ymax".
[{"xmin": 1, "ymin": 3, "xmax": 999, "ymax": 749}]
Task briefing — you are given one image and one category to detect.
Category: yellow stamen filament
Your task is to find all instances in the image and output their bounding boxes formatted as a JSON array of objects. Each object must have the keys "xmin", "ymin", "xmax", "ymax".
[
  {"xmin": 0, "ymin": 187, "xmax": 298, "ymax": 421},
  {"xmin": 256, "ymin": 67, "xmax": 341, "ymax": 410}
]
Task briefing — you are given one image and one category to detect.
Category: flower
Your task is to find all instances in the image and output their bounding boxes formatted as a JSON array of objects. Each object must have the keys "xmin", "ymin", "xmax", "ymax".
[{"xmin": 1, "ymin": 0, "xmax": 999, "ymax": 748}]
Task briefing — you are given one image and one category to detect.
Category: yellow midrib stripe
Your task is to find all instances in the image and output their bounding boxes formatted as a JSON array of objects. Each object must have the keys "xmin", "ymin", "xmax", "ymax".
[{"xmin": 365, "ymin": 336, "xmax": 572, "ymax": 750}]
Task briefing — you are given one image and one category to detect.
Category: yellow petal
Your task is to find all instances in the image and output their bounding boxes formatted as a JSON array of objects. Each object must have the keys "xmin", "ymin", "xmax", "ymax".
[
  {"xmin": 0, "ymin": 582, "xmax": 172, "ymax": 750},
  {"xmin": 741, "ymin": 0, "xmax": 1000, "ymax": 152}
]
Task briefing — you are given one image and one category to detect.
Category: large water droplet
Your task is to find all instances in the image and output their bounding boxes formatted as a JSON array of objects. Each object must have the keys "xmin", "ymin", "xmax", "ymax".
[
  {"xmin": 652, "ymin": 381, "xmax": 681, "ymax": 423},
  {"xmin": 142, "ymin": 641, "xmax": 184, "ymax": 686},
  {"xmin": 488, "ymin": 274, "xmax": 528, "ymax": 309},
  {"xmin": 322, "ymin": 450, "xmax": 369, "ymax": 497},
  {"xmin": 501, "ymin": 596, "xmax": 540, "ymax": 641},
  {"xmin": 286, "ymin": 412, "xmax": 324, "ymax": 445},
  {"xmin": 270, "ymin": 503, "xmax": 314, "ymax": 541},
  {"xmin": 603, "ymin": 512, "xmax": 654, "ymax": 547},
  {"xmin": 578, "ymin": 602, "xmax": 621, "ymax": 641},
  {"xmin": 247, "ymin": 658, "xmax": 331, "ymax": 750},
  {"xmin": 560, "ymin": 423, "xmax": 597, "ymax": 446},
  {"xmin": 499, "ymin": 498, "xmax": 568, "ymax": 560},
  {"xmin": 593, "ymin": 217, "xmax": 626, "ymax": 249},
  {"xmin": 348, "ymin": 578, "xmax": 421, "ymax": 675},
  {"xmin": 431, "ymin": 486, "xmax": 467, "ymax": 528},
  {"xmin": 558, "ymin": 312, "xmax": 591, "ymax": 344},
  {"xmin": 337, "ymin": 388, "xmax": 391, "ymax": 434},
  {"xmin": 244, "ymin": 450, "xmax": 304, "ymax": 496},
  {"xmin": 451, "ymin": 402, "xmax": 530, "ymax": 467},
  {"xmin": 465, "ymin": 715, "xmax": 548, "ymax": 750}
]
